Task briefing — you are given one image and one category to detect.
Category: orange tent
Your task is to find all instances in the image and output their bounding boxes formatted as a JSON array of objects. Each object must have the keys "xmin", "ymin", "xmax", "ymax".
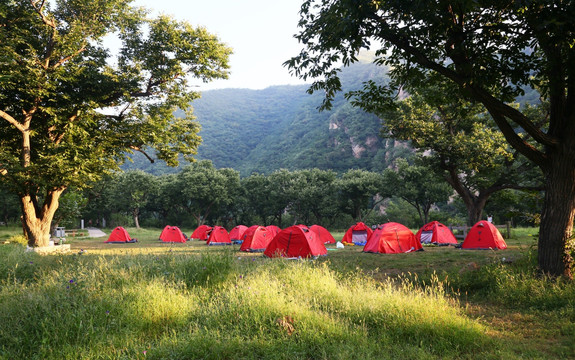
[
  {"xmin": 415, "ymin": 221, "xmax": 458, "ymax": 246},
  {"xmin": 105, "ymin": 227, "xmax": 137, "ymax": 243},
  {"xmin": 229, "ymin": 225, "xmax": 248, "ymax": 243},
  {"xmin": 239, "ymin": 225, "xmax": 272, "ymax": 252},
  {"xmin": 264, "ymin": 225, "xmax": 327, "ymax": 258},
  {"xmin": 461, "ymin": 221, "xmax": 507, "ymax": 250},
  {"xmin": 159, "ymin": 225, "xmax": 187, "ymax": 243},
  {"xmin": 363, "ymin": 222, "xmax": 422, "ymax": 254},
  {"xmin": 266, "ymin": 225, "xmax": 281, "ymax": 238},
  {"xmin": 206, "ymin": 226, "xmax": 231, "ymax": 245},
  {"xmin": 309, "ymin": 225, "xmax": 336, "ymax": 244},
  {"xmin": 191, "ymin": 224, "xmax": 212, "ymax": 241},
  {"xmin": 341, "ymin": 222, "xmax": 373, "ymax": 245}
]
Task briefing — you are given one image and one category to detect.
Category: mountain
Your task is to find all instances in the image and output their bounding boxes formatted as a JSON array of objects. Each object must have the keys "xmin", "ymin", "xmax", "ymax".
[
  {"xmin": 192, "ymin": 62, "xmax": 411, "ymax": 176},
  {"xmin": 123, "ymin": 62, "xmax": 413, "ymax": 176}
]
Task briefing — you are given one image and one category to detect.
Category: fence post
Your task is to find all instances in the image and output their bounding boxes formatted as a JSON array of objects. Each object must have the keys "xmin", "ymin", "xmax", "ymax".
[{"xmin": 506, "ymin": 221, "xmax": 511, "ymax": 238}]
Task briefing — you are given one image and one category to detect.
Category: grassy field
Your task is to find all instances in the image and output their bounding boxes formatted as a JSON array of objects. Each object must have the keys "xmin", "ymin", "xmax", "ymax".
[{"xmin": 0, "ymin": 226, "xmax": 573, "ymax": 359}]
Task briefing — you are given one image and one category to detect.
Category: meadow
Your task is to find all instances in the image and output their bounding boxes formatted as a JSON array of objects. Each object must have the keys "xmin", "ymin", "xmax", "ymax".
[{"xmin": 0, "ymin": 226, "xmax": 573, "ymax": 359}]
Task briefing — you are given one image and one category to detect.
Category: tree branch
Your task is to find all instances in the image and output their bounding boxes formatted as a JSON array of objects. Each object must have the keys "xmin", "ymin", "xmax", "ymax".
[
  {"xmin": 52, "ymin": 46, "xmax": 86, "ymax": 69},
  {"xmin": 30, "ymin": 0, "xmax": 55, "ymax": 28},
  {"xmin": 0, "ymin": 110, "xmax": 26, "ymax": 132},
  {"xmin": 130, "ymin": 146, "xmax": 155, "ymax": 163},
  {"xmin": 369, "ymin": 12, "xmax": 552, "ymax": 166}
]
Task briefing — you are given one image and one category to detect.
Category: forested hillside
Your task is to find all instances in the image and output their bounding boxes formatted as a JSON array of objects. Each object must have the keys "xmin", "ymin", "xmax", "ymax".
[{"xmin": 123, "ymin": 62, "xmax": 413, "ymax": 176}]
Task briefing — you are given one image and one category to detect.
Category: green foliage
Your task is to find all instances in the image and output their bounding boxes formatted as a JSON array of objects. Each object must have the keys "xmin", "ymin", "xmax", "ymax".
[
  {"xmin": 53, "ymin": 189, "xmax": 88, "ymax": 228},
  {"xmin": 6, "ymin": 235, "xmax": 27, "ymax": 246},
  {"xmin": 0, "ymin": 0, "xmax": 231, "ymax": 244},
  {"xmin": 452, "ymin": 250, "xmax": 575, "ymax": 313},
  {"xmin": 382, "ymin": 158, "xmax": 452, "ymax": 226},
  {"xmin": 287, "ymin": 0, "xmax": 575, "ymax": 276},
  {"xmin": 336, "ymin": 169, "xmax": 384, "ymax": 222},
  {"xmin": 0, "ymin": 247, "xmax": 502, "ymax": 360},
  {"xmin": 186, "ymin": 62, "xmax": 405, "ymax": 177}
]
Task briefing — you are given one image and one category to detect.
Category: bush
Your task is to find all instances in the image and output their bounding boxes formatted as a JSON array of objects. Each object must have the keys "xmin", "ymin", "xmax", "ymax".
[{"xmin": 7, "ymin": 235, "xmax": 27, "ymax": 246}]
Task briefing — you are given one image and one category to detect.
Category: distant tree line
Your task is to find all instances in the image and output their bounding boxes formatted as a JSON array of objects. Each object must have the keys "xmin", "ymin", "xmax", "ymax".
[{"xmin": 0, "ymin": 160, "xmax": 541, "ymax": 231}]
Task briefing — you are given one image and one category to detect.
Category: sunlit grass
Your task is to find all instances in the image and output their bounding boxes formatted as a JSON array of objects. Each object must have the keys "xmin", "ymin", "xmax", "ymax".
[
  {"xmin": 0, "ymin": 226, "xmax": 571, "ymax": 359},
  {"xmin": 0, "ymin": 244, "xmax": 499, "ymax": 359}
]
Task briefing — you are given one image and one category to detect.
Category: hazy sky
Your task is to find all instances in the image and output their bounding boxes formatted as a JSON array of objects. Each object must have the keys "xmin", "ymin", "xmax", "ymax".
[{"xmin": 134, "ymin": 0, "xmax": 308, "ymax": 90}]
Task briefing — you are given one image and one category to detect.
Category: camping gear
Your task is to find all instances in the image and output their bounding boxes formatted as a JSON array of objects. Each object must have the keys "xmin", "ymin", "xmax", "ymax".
[
  {"xmin": 105, "ymin": 227, "xmax": 137, "ymax": 243},
  {"xmin": 342, "ymin": 222, "xmax": 373, "ymax": 245},
  {"xmin": 206, "ymin": 226, "xmax": 232, "ymax": 245},
  {"xmin": 191, "ymin": 224, "xmax": 212, "ymax": 241},
  {"xmin": 416, "ymin": 221, "xmax": 458, "ymax": 246},
  {"xmin": 309, "ymin": 225, "xmax": 336, "ymax": 244},
  {"xmin": 461, "ymin": 221, "xmax": 507, "ymax": 250},
  {"xmin": 363, "ymin": 222, "xmax": 423, "ymax": 254},
  {"xmin": 159, "ymin": 225, "xmax": 187, "ymax": 243},
  {"xmin": 264, "ymin": 225, "xmax": 327, "ymax": 258},
  {"xmin": 229, "ymin": 225, "xmax": 248, "ymax": 244},
  {"xmin": 239, "ymin": 225, "xmax": 272, "ymax": 252}
]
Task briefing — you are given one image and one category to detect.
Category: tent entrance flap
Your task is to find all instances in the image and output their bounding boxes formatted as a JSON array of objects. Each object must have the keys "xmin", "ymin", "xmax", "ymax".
[
  {"xmin": 420, "ymin": 231, "xmax": 433, "ymax": 244},
  {"xmin": 352, "ymin": 230, "xmax": 368, "ymax": 245}
]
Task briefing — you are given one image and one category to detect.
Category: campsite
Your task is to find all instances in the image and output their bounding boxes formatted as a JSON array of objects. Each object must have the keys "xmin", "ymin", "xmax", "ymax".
[
  {"xmin": 1, "ymin": 224, "xmax": 573, "ymax": 359},
  {"xmin": 2, "ymin": 1, "xmax": 575, "ymax": 359}
]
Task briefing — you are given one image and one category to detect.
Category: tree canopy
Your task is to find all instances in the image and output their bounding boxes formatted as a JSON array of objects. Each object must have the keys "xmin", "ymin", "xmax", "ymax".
[
  {"xmin": 0, "ymin": 0, "xmax": 231, "ymax": 246},
  {"xmin": 286, "ymin": 0, "xmax": 575, "ymax": 277},
  {"xmin": 381, "ymin": 80, "xmax": 543, "ymax": 225}
]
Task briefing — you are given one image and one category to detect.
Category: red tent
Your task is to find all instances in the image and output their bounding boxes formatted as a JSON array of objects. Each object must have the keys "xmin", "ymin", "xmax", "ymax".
[
  {"xmin": 239, "ymin": 225, "xmax": 273, "ymax": 252},
  {"xmin": 264, "ymin": 225, "xmax": 327, "ymax": 258},
  {"xmin": 105, "ymin": 227, "xmax": 137, "ymax": 243},
  {"xmin": 415, "ymin": 221, "xmax": 458, "ymax": 246},
  {"xmin": 462, "ymin": 221, "xmax": 507, "ymax": 250},
  {"xmin": 341, "ymin": 222, "xmax": 373, "ymax": 245},
  {"xmin": 363, "ymin": 222, "xmax": 422, "ymax": 254},
  {"xmin": 309, "ymin": 225, "xmax": 336, "ymax": 244},
  {"xmin": 266, "ymin": 225, "xmax": 281, "ymax": 238},
  {"xmin": 229, "ymin": 225, "xmax": 248, "ymax": 242},
  {"xmin": 191, "ymin": 225, "xmax": 212, "ymax": 241},
  {"xmin": 206, "ymin": 226, "xmax": 231, "ymax": 245},
  {"xmin": 159, "ymin": 225, "xmax": 187, "ymax": 243}
]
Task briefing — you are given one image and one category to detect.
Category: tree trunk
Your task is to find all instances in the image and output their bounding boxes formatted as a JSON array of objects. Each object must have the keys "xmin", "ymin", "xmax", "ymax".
[
  {"xmin": 133, "ymin": 208, "xmax": 140, "ymax": 229},
  {"xmin": 443, "ymin": 169, "xmax": 489, "ymax": 226},
  {"xmin": 538, "ymin": 158, "xmax": 575, "ymax": 278},
  {"xmin": 465, "ymin": 198, "xmax": 487, "ymax": 226},
  {"xmin": 20, "ymin": 188, "xmax": 65, "ymax": 247}
]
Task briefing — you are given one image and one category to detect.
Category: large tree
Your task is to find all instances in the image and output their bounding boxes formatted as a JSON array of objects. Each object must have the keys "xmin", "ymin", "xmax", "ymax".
[
  {"xmin": 287, "ymin": 0, "xmax": 575, "ymax": 277},
  {"xmin": 0, "ymin": 1, "xmax": 231, "ymax": 246},
  {"xmin": 177, "ymin": 161, "xmax": 240, "ymax": 226},
  {"xmin": 382, "ymin": 81, "xmax": 543, "ymax": 225},
  {"xmin": 336, "ymin": 169, "xmax": 384, "ymax": 222},
  {"xmin": 108, "ymin": 170, "xmax": 158, "ymax": 229},
  {"xmin": 382, "ymin": 158, "xmax": 452, "ymax": 226}
]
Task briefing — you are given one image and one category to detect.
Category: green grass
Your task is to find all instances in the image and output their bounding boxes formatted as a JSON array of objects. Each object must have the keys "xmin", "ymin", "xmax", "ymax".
[{"xmin": 0, "ymin": 226, "xmax": 573, "ymax": 359}]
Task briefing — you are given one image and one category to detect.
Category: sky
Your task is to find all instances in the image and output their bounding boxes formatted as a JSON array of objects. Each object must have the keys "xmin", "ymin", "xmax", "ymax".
[{"xmin": 134, "ymin": 0, "xmax": 309, "ymax": 90}]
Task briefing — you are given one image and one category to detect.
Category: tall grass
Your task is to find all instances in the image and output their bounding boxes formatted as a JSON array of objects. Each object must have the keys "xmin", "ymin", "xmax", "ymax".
[{"xmin": 0, "ymin": 244, "xmax": 502, "ymax": 360}]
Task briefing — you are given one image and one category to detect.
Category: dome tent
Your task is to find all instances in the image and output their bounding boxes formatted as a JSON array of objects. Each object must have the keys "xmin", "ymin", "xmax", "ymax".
[
  {"xmin": 206, "ymin": 226, "xmax": 232, "ymax": 245},
  {"xmin": 105, "ymin": 227, "xmax": 137, "ymax": 243},
  {"xmin": 266, "ymin": 225, "xmax": 281, "ymax": 238},
  {"xmin": 461, "ymin": 221, "xmax": 507, "ymax": 250},
  {"xmin": 159, "ymin": 225, "xmax": 187, "ymax": 243},
  {"xmin": 239, "ymin": 225, "xmax": 273, "ymax": 252},
  {"xmin": 341, "ymin": 222, "xmax": 373, "ymax": 245},
  {"xmin": 309, "ymin": 225, "xmax": 336, "ymax": 244},
  {"xmin": 363, "ymin": 222, "xmax": 423, "ymax": 254},
  {"xmin": 264, "ymin": 225, "xmax": 327, "ymax": 258},
  {"xmin": 191, "ymin": 224, "xmax": 212, "ymax": 241},
  {"xmin": 416, "ymin": 221, "xmax": 458, "ymax": 246},
  {"xmin": 229, "ymin": 225, "xmax": 248, "ymax": 244}
]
